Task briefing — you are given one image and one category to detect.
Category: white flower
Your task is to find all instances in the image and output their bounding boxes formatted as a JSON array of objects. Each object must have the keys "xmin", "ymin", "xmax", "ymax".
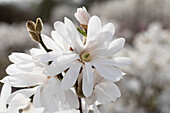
[
  {"xmin": 74, "ymin": 6, "xmax": 90, "ymax": 25},
  {"xmin": 1, "ymin": 48, "xmax": 79, "ymax": 112},
  {"xmin": 0, "ymin": 81, "xmax": 44, "ymax": 113},
  {"xmin": 39, "ymin": 15, "xmax": 131, "ymax": 97}
]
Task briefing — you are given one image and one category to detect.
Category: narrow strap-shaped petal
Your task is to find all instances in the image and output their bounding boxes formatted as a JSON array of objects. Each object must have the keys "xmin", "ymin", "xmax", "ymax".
[
  {"xmin": 92, "ymin": 57, "xmax": 132, "ymax": 67},
  {"xmin": 61, "ymin": 61, "xmax": 82, "ymax": 90},
  {"xmin": 92, "ymin": 60, "xmax": 125, "ymax": 82},
  {"xmin": 64, "ymin": 17, "xmax": 83, "ymax": 54},
  {"xmin": 1, "ymin": 73, "xmax": 47, "ymax": 87},
  {"xmin": 95, "ymin": 81, "xmax": 121, "ymax": 105},
  {"xmin": 87, "ymin": 16, "xmax": 101, "ymax": 43},
  {"xmin": 0, "ymin": 80, "xmax": 11, "ymax": 111},
  {"xmin": 54, "ymin": 21, "xmax": 74, "ymax": 48},
  {"xmin": 41, "ymin": 34, "xmax": 62, "ymax": 51},
  {"xmin": 84, "ymin": 62, "xmax": 93, "ymax": 83},
  {"xmin": 82, "ymin": 68, "xmax": 94, "ymax": 97},
  {"xmin": 64, "ymin": 90, "xmax": 79, "ymax": 109},
  {"xmin": 7, "ymin": 86, "xmax": 39, "ymax": 104}
]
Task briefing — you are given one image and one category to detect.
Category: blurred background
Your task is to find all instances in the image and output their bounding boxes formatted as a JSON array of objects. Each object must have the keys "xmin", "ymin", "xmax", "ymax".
[{"xmin": 0, "ymin": 0, "xmax": 170, "ymax": 113}]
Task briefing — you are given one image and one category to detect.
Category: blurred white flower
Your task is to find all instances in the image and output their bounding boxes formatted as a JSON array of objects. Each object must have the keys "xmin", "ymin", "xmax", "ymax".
[
  {"xmin": 1, "ymin": 48, "xmax": 79, "ymax": 112},
  {"xmin": 74, "ymin": 6, "xmax": 91, "ymax": 25}
]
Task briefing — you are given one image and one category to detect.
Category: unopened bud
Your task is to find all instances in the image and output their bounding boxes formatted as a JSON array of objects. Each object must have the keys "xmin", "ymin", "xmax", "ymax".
[
  {"xmin": 35, "ymin": 18, "xmax": 43, "ymax": 33},
  {"xmin": 26, "ymin": 21, "xmax": 36, "ymax": 31},
  {"xmin": 29, "ymin": 31, "xmax": 40, "ymax": 42},
  {"xmin": 74, "ymin": 6, "xmax": 90, "ymax": 25}
]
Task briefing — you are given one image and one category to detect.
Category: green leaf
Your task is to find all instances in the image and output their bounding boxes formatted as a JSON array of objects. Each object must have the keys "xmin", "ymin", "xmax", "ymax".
[{"xmin": 77, "ymin": 27, "xmax": 87, "ymax": 37}]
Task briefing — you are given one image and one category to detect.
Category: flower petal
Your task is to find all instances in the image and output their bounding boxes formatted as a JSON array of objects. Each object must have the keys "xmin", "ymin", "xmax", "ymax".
[
  {"xmin": 85, "ymin": 62, "xmax": 93, "ymax": 83},
  {"xmin": 92, "ymin": 57, "xmax": 132, "ymax": 67},
  {"xmin": 44, "ymin": 61, "xmax": 72, "ymax": 76},
  {"xmin": 82, "ymin": 68, "xmax": 94, "ymax": 97},
  {"xmin": 107, "ymin": 38, "xmax": 125, "ymax": 56},
  {"xmin": 61, "ymin": 61, "xmax": 82, "ymax": 90},
  {"xmin": 95, "ymin": 81, "xmax": 121, "ymax": 104},
  {"xmin": 0, "ymin": 80, "xmax": 11, "ymax": 111},
  {"xmin": 9, "ymin": 53, "xmax": 32, "ymax": 64},
  {"xmin": 41, "ymin": 34, "xmax": 62, "ymax": 51},
  {"xmin": 64, "ymin": 17, "xmax": 83, "ymax": 54},
  {"xmin": 92, "ymin": 61, "xmax": 125, "ymax": 82},
  {"xmin": 48, "ymin": 77, "xmax": 66, "ymax": 103},
  {"xmin": 7, "ymin": 86, "xmax": 39, "ymax": 104},
  {"xmin": 54, "ymin": 21, "xmax": 74, "ymax": 48},
  {"xmin": 86, "ymin": 16, "xmax": 101, "ymax": 44},
  {"xmin": 7, "ymin": 93, "xmax": 31, "ymax": 113},
  {"xmin": 51, "ymin": 31, "xmax": 69, "ymax": 51},
  {"xmin": 1, "ymin": 73, "xmax": 47, "ymax": 87},
  {"xmin": 65, "ymin": 90, "xmax": 79, "ymax": 109}
]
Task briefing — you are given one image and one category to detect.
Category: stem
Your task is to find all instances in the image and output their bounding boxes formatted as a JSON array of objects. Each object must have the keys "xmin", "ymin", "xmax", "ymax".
[
  {"xmin": 78, "ymin": 97, "xmax": 83, "ymax": 113},
  {"xmin": 38, "ymin": 34, "xmax": 51, "ymax": 52}
]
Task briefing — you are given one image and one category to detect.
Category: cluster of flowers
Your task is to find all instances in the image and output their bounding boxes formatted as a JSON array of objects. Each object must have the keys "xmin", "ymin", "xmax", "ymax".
[{"xmin": 0, "ymin": 6, "xmax": 131, "ymax": 113}]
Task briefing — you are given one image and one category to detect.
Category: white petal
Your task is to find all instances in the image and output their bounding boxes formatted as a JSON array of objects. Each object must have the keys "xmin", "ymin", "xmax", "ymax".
[
  {"xmin": 51, "ymin": 31, "xmax": 69, "ymax": 50},
  {"xmin": 31, "ymin": 108, "xmax": 45, "ymax": 113},
  {"xmin": 56, "ymin": 52, "xmax": 80, "ymax": 65},
  {"xmin": 8, "ymin": 93, "xmax": 31, "ymax": 113},
  {"xmin": 33, "ymin": 86, "xmax": 43, "ymax": 108},
  {"xmin": 65, "ymin": 90, "xmax": 79, "ymax": 109},
  {"xmin": 112, "ymin": 57, "xmax": 132, "ymax": 67},
  {"xmin": 82, "ymin": 68, "xmax": 94, "ymax": 97},
  {"xmin": 0, "ymin": 80, "xmax": 11, "ymax": 111},
  {"xmin": 54, "ymin": 21, "xmax": 74, "ymax": 48},
  {"xmin": 39, "ymin": 85, "xmax": 59, "ymax": 112},
  {"xmin": 7, "ymin": 86, "xmax": 39, "ymax": 104},
  {"xmin": 9, "ymin": 53, "xmax": 32, "ymax": 64},
  {"xmin": 86, "ymin": 16, "xmax": 101, "ymax": 43},
  {"xmin": 95, "ymin": 81, "xmax": 121, "ymax": 104},
  {"xmin": 86, "ymin": 93, "xmax": 97, "ymax": 105},
  {"xmin": 92, "ymin": 61, "xmax": 125, "ymax": 82},
  {"xmin": 87, "ymin": 23, "xmax": 115, "ymax": 53},
  {"xmin": 41, "ymin": 34, "xmax": 61, "ymax": 51},
  {"xmin": 64, "ymin": 17, "xmax": 83, "ymax": 54},
  {"xmin": 61, "ymin": 61, "xmax": 82, "ymax": 90},
  {"xmin": 48, "ymin": 77, "xmax": 66, "ymax": 103},
  {"xmin": 38, "ymin": 51, "xmax": 63, "ymax": 62},
  {"xmin": 1, "ymin": 73, "xmax": 47, "ymax": 87},
  {"xmin": 107, "ymin": 38, "xmax": 125, "ymax": 56},
  {"xmin": 84, "ymin": 62, "xmax": 93, "ymax": 83},
  {"xmin": 44, "ymin": 61, "xmax": 72, "ymax": 76},
  {"xmin": 6, "ymin": 64, "xmax": 25, "ymax": 74},
  {"xmin": 92, "ymin": 57, "xmax": 132, "ymax": 67},
  {"xmin": 93, "ymin": 104, "xmax": 100, "ymax": 113}
]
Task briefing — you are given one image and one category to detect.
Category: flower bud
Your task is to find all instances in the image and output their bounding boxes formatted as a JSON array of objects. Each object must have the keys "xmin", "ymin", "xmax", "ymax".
[
  {"xmin": 35, "ymin": 18, "xmax": 43, "ymax": 33},
  {"xmin": 26, "ymin": 21, "xmax": 36, "ymax": 31},
  {"xmin": 29, "ymin": 31, "xmax": 40, "ymax": 42},
  {"xmin": 74, "ymin": 6, "xmax": 90, "ymax": 25}
]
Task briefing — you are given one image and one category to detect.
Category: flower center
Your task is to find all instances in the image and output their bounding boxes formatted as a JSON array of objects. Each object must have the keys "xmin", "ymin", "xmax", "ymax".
[{"xmin": 80, "ymin": 51, "xmax": 90, "ymax": 62}]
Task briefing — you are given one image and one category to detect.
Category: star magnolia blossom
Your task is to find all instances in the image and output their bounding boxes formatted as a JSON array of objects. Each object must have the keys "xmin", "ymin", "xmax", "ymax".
[
  {"xmin": 1, "ymin": 48, "xmax": 79, "ymax": 112},
  {"xmin": 0, "ymin": 81, "xmax": 44, "ymax": 113},
  {"xmin": 39, "ymin": 15, "xmax": 131, "ymax": 98},
  {"xmin": 74, "ymin": 6, "xmax": 90, "ymax": 25}
]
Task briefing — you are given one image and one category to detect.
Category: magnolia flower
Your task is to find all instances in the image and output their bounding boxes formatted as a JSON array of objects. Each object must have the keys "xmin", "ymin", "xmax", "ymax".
[
  {"xmin": 74, "ymin": 6, "xmax": 90, "ymax": 25},
  {"xmin": 39, "ymin": 15, "xmax": 131, "ymax": 98},
  {"xmin": 1, "ymin": 48, "xmax": 79, "ymax": 112},
  {"xmin": 0, "ymin": 81, "xmax": 44, "ymax": 113}
]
